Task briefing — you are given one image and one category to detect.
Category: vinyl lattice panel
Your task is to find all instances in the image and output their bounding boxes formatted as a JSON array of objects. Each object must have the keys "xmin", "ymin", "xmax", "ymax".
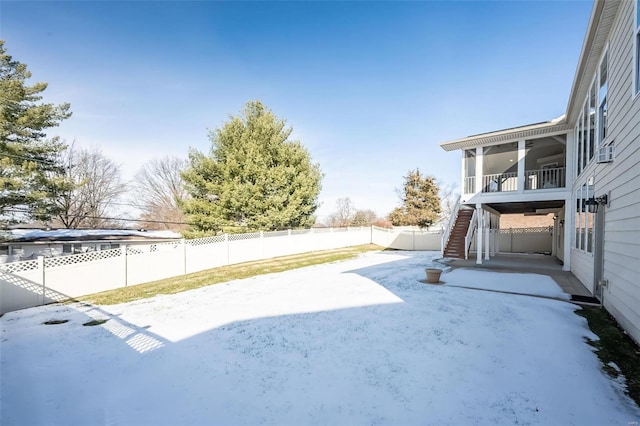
[
  {"xmin": 0, "ymin": 259, "xmax": 39, "ymax": 274},
  {"xmin": 45, "ymin": 248, "xmax": 122, "ymax": 268}
]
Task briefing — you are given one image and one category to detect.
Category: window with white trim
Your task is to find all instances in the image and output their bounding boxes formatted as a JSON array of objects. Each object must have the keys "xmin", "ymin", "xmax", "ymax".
[
  {"xmin": 575, "ymin": 184, "xmax": 584, "ymax": 250},
  {"xmin": 573, "ymin": 176, "xmax": 594, "ymax": 253},
  {"xmin": 575, "ymin": 72, "xmax": 607, "ymax": 176},
  {"xmin": 582, "ymin": 102, "xmax": 589, "ymax": 168},
  {"xmin": 635, "ymin": 0, "xmax": 640, "ymax": 94},
  {"xmin": 585, "ymin": 177, "xmax": 594, "ymax": 253},
  {"xmin": 62, "ymin": 243, "xmax": 82, "ymax": 254},
  {"xmin": 598, "ymin": 52, "xmax": 608, "ymax": 145},
  {"xmin": 588, "ymin": 81, "xmax": 596, "ymax": 160},
  {"xmin": 576, "ymin": 116, "xmax": 583, "ymax": 176}
]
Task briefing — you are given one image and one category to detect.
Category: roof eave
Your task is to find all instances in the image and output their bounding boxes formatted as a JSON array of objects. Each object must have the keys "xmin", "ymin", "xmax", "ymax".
[
  {"xmin": 565, "ymin": 0, "xmax": 605, "ymax": 122},
  {"xmin": 565, "ymin": 0, "xmax": 622, "ymax": 123},
  {"xmin": 439, "ymin": 121, "xmax": 571, "ymax": 152}
]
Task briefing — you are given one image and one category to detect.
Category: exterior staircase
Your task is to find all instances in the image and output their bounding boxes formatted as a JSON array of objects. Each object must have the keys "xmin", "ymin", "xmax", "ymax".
[{"xmin": 443, "ymin": 207, "xmax": 475, "ymax": 259}]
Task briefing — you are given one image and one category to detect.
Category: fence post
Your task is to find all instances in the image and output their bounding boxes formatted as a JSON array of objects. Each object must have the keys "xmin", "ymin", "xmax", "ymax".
[
  {"xmin": 225, "ymin": 234, "xmax": 230, "ymax": 265},
  {"xmin": 122, "ymin": 245, "xmax": 128, "ymax": 287},
  {"xmin": 510, "ymin": 228, "xmax": 513, "ymax": 253},
  {"xmin": 260, "ymin": 231, "xmax": 264, "ymax": 258},
  {"xmin": 38, "ymin": 256, "xmax": 45, "ymax": 305},
  {"xmin": 181, "ymin": 239, "xmax": 187, "ymax": 275}
]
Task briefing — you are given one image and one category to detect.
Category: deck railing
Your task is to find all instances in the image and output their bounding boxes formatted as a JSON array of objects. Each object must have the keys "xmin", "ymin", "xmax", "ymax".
[
  {"xmin": 482, "ymin": 172, "xmax": 518, "ymax": 192},
  {"xmin": 463, "ymin": 167, "xmax": 566, "ymax": 194},
  {"xmin": 463, "ymin": 176, "xmax": 475, "ymax": 194},
  {"xmin": 525, "ymin": 167, "xmax": 565, "ymax": 190}
]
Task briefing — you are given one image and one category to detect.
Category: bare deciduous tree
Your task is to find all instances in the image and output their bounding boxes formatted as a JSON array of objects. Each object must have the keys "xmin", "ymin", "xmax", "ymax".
[
  {"xmin": 130, "ymin": 156, "xmax": 188, "ymax": 231},
  {"xmin": 437, "ymin": 181, "xmax": 458, "ymax": 229},
  {"xmin": 350, "ymin": 209, "xmax": 378, "ymax": 227},
  {"xmin": 327, "ymin": 197, "xmax": 355, "ymax": 227},
  {"xmin": 55, "ymin": 144, "xmax": 127, "ymax": 228}
]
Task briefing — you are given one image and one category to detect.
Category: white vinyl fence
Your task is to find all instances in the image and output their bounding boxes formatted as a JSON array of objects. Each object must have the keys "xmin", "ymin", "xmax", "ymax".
[
  {"xmin": 468, "ymin": 227, "xmax": 553, "ymax": 255},
  {"xmin": 371, "ymin": 226, "xmax": 442, "ymax": 250},
  {"xmin": 1, "ymin": 226, "xmax": 443, "ymax": 315}
]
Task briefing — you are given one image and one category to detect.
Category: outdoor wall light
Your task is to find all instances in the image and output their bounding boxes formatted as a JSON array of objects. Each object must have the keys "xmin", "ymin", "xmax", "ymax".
[{"xmin": 584, "ymin": 194, "xmax": 609, "ymax": 214}]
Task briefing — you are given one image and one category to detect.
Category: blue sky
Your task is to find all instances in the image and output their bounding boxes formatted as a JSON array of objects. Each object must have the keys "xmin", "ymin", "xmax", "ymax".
[{"xmin": 1, "ymin": 1, "xmax": 592, "ymax": 221}]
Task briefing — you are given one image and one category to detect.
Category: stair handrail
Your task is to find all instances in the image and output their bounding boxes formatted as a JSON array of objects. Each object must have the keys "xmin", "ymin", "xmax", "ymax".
[
  {"xmin": 464, "ymin": 209, "xmax": 477, "ymax": 260},
  {"xmin": 441, "ymin": 195, "xmax": 461, "ymax": 256}
]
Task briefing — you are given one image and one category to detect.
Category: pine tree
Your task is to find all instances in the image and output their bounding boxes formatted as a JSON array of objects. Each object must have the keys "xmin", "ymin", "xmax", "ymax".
[
  {"xmin": 182, "ymin": 101, "xmax": 323, "ymax": 232},
  {"xmin": 0, "ymin": 40, "xmax": 72, "ymax": 223},
  {"xmin": 388, "ymin": 169, "xmax": 441, "ymax": 228}
]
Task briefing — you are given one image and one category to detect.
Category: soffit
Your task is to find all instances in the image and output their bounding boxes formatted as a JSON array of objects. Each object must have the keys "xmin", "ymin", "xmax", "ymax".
[
  {"xmin": 439, "ymin": 121, "xmax": 570, "ymax": 152},
  {"xmin": 481, "ymin": 200, "xmax": 565, "ymax": 215}
]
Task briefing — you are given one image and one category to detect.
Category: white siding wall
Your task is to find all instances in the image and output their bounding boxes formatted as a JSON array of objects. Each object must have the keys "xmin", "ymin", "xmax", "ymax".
[
  {"xmin": 570, "ymin": 250, "xmax": 595, "ymax": 294},
  {"xmin": 576, "ymin": 0, "xmax": 640, "ymax": 343},
  {"xmin": 599, "ymin": 0, "xmax": 640, "ymax": 344}
]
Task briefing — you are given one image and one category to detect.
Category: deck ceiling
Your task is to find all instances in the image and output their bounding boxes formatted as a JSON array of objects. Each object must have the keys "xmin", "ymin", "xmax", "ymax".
[{"xmin": 482, "ymin": 200, "xmax": 565, "ymax": 215}]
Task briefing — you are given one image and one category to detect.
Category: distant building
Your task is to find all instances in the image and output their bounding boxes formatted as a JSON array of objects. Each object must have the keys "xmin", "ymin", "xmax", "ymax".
[{"xmin": 0, "ymin": 229, "xmax": 182, "ymax": 263}]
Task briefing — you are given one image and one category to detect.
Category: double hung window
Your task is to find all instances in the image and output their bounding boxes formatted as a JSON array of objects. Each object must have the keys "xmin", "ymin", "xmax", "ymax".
[
  {"xmin": 598, "ymin": 53, "xmax": 608, "ymax": 144},
  {"xmin": 635, "ymin": 0, "xmax": 640, "ymax": 94}
]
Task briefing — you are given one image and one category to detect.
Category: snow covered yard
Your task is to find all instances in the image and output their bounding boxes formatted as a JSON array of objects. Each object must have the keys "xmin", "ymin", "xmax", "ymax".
[{"xmin": 1, "ymin": 251, "xmax": 639, "ymax": 425}]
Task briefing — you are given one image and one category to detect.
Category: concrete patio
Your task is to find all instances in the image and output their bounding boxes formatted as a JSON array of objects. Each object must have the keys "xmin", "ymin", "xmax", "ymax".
[{"xmin": 443, "ymin": 253, "xmax": 593, "ymax": 298}]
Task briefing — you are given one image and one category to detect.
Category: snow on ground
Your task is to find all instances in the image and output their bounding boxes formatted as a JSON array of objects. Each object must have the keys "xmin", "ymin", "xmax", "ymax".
[
  {"xmin": 442, "ymin": 268, "xmax": 570, "ymax": 300},
  {"xmin": 1, "ymin": 251, "xmax": 638, "ymax": 425}
]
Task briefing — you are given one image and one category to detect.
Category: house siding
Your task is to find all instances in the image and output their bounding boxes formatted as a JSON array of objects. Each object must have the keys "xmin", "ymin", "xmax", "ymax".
[
  {"xmin": 593, "ymin": 0, "xmax": 640, "ymax": 343},
  {"xmin": 571, "ymin": 250, "xmax": 595, "ymax": 293}
]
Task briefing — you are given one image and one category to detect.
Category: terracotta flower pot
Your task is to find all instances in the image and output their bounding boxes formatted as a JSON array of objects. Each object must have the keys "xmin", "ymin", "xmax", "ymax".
[{"xmin": 425, "ymin": 268, "xmax": 442, "ymax": 284}]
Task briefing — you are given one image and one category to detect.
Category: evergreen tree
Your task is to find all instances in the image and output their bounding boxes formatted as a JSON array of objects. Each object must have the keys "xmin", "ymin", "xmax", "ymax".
[
  {"xmin": 182, "ymin": 101, "xmax": 323, "ymax": 232},
  {"xmin": 388, "ymin": 169, "xmax": 441, "ymax": 228},
  {"xmin": 0, "ymin": 40, "xmax": 71, "ymax": 223}
]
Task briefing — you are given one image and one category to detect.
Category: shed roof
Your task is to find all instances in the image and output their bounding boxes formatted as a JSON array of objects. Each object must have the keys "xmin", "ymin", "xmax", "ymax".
[{"xmin": 2, "ymin": 229, "xmax": 182, "ymax": 243}]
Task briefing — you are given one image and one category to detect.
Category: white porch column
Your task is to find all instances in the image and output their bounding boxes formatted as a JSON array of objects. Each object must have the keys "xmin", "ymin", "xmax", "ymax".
[
  {"xmin": 494, "ymin": 229, "xmax": 498, "ymax": 255},
  {"xmin": 461, "ymin": 150, "xmax": 466, "ymax": 195},
  {"xmin": 564, "ymin": 130, "xmax": 574, "ymax": 189},
  {"xmin": 475, "ymin": 147, "xmax": 484, "ymax": 193},
  {"xmin": 563, "ymin": 196, "xmax": 572, "ymax": 271},
  {"xmin": 561, "ymin": 129, "xmax": 573, "ymax": 271},
  {"xmin": 551, "ymin": 218, "xmax": 557, "ymax": 257},
  {"xmin": 476, "ymin": 204, "xmax": 483, "ymax": 265},
  {"xmin": 496, "ymin": 215, "xmax": 501, "ymax": 253},
  {"xmin": 484, "ymin": 211, "xmax": 490, "ymax": 260},
  {"xmin": 517, "ymin": 139, "xmax": 525, "ymax": 193}
]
